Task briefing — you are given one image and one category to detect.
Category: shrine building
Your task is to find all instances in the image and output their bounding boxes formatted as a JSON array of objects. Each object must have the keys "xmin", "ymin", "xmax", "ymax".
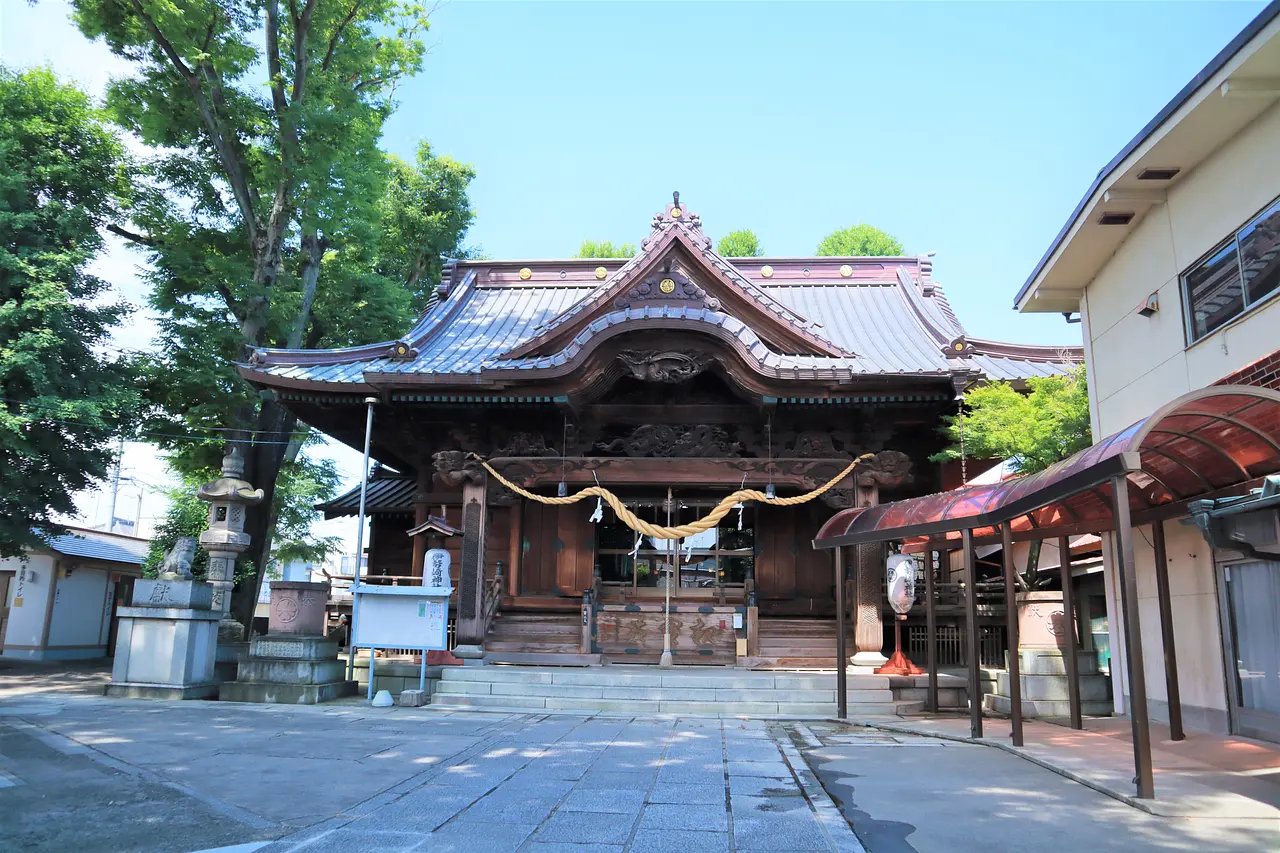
[{"xmin": 238, "ymin": 197, "xmax": 1081, "ymax": 667}]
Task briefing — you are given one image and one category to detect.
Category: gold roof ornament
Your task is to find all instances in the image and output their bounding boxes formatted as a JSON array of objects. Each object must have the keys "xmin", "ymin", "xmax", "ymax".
[
  {"xmin": 760, "ymin": 265, "xmax": 774, "ymax": 278},
  {"xmin": 595, "ymin": 266, "xmax": 608, "ymax": 280},
  {"xmin": 518, "ymin": 267, "xmax": 532, "ymax": 280},
  {"xmin": 840, "ymin": 264, "xmax": 853, "ymax": 278}
]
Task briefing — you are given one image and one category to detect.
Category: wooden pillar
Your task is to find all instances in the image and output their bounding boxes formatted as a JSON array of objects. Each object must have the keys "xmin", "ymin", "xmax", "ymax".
[
  {"xmin": 925, "ymin": 549, "xmax": 939, "ymax": 713},
  {"xmin": 454, "ymin": 477, "xmax": 489, "ymax": 650},
  {"xmin": 1111, "ymin": 474, "xmax": 1155, "ymax": 799},
  {"xmin": 1001, "ymin": 525, "xmax": 1024, "ymax": 747},
  {"xmin": 1151, "ymin": 519, "xmax": 1184, "ymax": 741},
  {"xmin": 835, "ymin": 546, "xmax": 848, "ymax": 720},
  {"xmin": 963, "ymin": 528, "xmax": 983, "ymax": 739},
  {"xmin": 1058, "ymin": 535, "xmax": 1084, "ymax": 729},
  {"xmin": 410, "ymin": 469, "xmax": 430, "ymax": 578},
  {"xmin": 852, "ymin": 484, "xmax": 886, "ymax": 666},
  {"xmin": 507, "ymin": 498, "xmax": 523, "ymax": 598}
]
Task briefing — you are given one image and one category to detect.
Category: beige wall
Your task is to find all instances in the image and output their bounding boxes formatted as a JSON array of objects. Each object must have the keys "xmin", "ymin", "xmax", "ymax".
[
  {"xmin": 1078, "ymin": 99, "xmax": 1280, "ymax": 732},
  {"xmin": 1084, "ymin": 98, "xmax": 1280, "ymax": 435}
]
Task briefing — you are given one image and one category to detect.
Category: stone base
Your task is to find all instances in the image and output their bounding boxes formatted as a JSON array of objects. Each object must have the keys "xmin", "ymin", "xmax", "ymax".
[
  {"xmin": 984, "ymin": 648, "xmax": 1112, "ymax": 717},
  {"xmin": 214, "ymin": 641, "xmax": 249, "ymax": 683},
  {"xmin": 220, "ymin": 633, "xmax": 356, "ymax": 705},
  {"xmin": 452, "ymin": 644, "xmax": 486, "ymax": 665},
  {"xmin": 219, "ymin": 679, "xmax": 357, "ymax": 705},
  {"xmin": 106, "ymin": 681, "xmax": 219, "ymax": 700},
  {"xmin": 985, "ymin": 694, "xmax": 1115, "ymax": 717},
  {"xmin": 851, "ymin": 651, "xmax": 888, "ymax": 667},
  {"xmin": 399, "ymin": 689, "xmax": 429, "ymax": 707}
]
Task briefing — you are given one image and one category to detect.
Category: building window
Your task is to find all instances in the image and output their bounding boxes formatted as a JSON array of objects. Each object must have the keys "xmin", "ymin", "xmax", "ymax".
[
  {"xmin": 596, "ymin": 500, "xmax": 754, "ymax": 590},
  {"xmin": 1183, "ymin": 194, "xmax": 1280, "ymax": 343}
]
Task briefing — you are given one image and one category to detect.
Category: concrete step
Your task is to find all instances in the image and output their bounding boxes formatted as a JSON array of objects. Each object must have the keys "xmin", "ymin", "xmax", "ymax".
[
  {"xmin": 429, "ymin": 691, "xmax": 917, "ymax": 717},
  {"xmin": 483, "ymin": 652, "xmax": 601, "ymax": 666},
  {"xmin": 440, "ymin": 667, "xmax": 889, "ymax": 690}
]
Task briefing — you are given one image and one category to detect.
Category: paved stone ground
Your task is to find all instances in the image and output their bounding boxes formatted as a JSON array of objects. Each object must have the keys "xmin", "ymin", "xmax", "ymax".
[
  {"xmin": 1, "ymin": 683, "xmax": 1276, "ymax": 853},
  {"xmin": 0, "ymin": 693, "xmax": 859, "ymax": 853}
]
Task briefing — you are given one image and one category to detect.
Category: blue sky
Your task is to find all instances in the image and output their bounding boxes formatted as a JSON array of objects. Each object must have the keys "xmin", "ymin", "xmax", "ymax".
[{"xmin": 0, "ymin": 1, "xmax": 1270, "ymax": 538}]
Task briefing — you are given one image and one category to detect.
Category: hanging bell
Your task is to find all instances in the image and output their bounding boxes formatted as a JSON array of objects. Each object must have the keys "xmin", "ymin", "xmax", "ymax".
[
  {"xmin": 557, "ymin": 481, "xmax": 568, "ymax": 497},
  {"xmin": 765, "ymin": 483, "xmax": 776, "ymax": 500}
]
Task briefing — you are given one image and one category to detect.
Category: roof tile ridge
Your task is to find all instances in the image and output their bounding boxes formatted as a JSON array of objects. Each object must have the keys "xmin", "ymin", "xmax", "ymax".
[
  {"xmin": 242, "ymin": 269, "xmax": 479, "ymax": 369},
  {"xmin": 893, "ymin": 266, "xmax": 962, "ymax": 348},
  {"xmin": 965, "ymin": 336, "xmax": 1086, "ymax": 362}
]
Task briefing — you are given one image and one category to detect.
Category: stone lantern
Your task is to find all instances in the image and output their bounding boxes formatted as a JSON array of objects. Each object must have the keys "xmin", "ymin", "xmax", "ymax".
[{"xmin": 197, "ymin": 447, "xmax": 264, "ymax": 641}]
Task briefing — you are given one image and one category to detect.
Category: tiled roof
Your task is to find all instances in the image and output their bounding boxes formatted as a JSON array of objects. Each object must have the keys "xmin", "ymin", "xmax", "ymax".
[
  {"xmin": 318, "ymin": 476, "xmax": 417, "ymax": 518},
  {"xmin": 240, "ymin": 202, "xmax": 1081, "ymax": 391},
  {"xmin": 46, "ymin": 529, "xmax": 149, "ymax": 565}
]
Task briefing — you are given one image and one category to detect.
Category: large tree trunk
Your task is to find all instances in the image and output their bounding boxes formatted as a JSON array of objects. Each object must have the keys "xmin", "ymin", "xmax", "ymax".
[{"xmin": 229, "ymin": 398, "xmax": 298, "ymax": 632}]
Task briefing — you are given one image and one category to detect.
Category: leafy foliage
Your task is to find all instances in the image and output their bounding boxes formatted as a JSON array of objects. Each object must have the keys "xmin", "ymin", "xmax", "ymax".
[
  {"xmin": 932, "ymin": 366, "xmax": 1092, "ymax": 474},
  {"xmin": 573, "ymin": 239, "xmax": 636, "ymax": 259},
  {"xmin": 0, "ymin": 66, "xmax": 139, "ymax": 556},
  {"xmin": 143, "ymin": 456, "xmax": 341, "ymax": 580},
  {"xmin": 816, "ymin": 224, "xmax": 904, "ymax": 256},
  {"xmin": 716, "ymin": 229, "xmax": 763, "ymax": 257},
  {"xmin": 73, "ymin": 1, "xmax": 474, "ymax": 627}
]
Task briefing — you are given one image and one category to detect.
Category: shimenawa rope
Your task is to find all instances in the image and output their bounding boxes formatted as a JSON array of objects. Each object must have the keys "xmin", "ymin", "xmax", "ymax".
[{"xmin": 473, "ymin": 452, "xmax": 873, "ymax": 540}]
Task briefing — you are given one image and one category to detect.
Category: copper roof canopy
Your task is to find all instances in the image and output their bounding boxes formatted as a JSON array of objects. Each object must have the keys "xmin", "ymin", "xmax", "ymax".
[{"xmin": 813, "ymin": 385, "xmax": 1280, "ymax": 550}]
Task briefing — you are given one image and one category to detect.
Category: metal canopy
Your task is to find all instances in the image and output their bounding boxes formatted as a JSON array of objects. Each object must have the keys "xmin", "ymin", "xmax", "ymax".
[{"xmin": 814, "ymin": 386, "xmax": 1280, "ymax": 550}]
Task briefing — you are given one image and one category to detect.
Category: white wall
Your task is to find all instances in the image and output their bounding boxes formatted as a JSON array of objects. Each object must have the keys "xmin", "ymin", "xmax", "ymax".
[
  {"xmin": 1079, "ymin": 100, "xmax": 1280, "ymax": 734},
  {"xmin": 1085, "ymin": 99, "xmax": 1280, "ymax": 433},
  {"xmin": 1, "ymin": 554, "xmax": 56, "ymax": 659}
]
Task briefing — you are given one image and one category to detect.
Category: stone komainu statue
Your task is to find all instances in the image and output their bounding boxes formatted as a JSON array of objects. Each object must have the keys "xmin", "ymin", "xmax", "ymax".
[{"xmin": 159, "ymin": 536, "xmax": 197, "ymax": 580}]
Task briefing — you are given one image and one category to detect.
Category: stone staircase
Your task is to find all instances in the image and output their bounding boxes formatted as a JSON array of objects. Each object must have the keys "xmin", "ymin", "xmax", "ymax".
[
  {"xmin": 430, "ymin": 665, "xmax": 922, "ymax": 716},
  {"xmin": 482, "ymin": 612, "xmax": 600, "ymax": 666}
]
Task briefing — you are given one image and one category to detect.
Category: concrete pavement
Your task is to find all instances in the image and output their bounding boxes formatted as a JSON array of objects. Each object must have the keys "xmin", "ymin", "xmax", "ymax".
[{"xmin": 800, "ymin": 724, "xmax": 1280, "ymax": 853}]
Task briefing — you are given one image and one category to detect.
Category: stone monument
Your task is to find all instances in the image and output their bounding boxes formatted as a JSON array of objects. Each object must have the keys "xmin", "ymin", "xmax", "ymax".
[
  {"xmin": 220, "ymin": 580, "xmax": 358, "ymax": 704},
  {"xmin": 985, "ymin": 591, "xmax": 1112, "ymax": 717},
  {"xmin": 105, "ymin": 538, "xmax": 222, "ymax": 699}
]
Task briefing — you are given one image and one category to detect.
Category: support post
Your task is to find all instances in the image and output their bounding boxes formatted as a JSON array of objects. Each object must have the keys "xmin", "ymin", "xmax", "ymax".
[
  {"xmin": 453, "ymin": 477, "xmax": 489, "ymax": 659},
  {"xmin": 835, "ymin": 546, "xmax": 848, "ymax": 720},
  {"xmin": 963, "ymin": 528, "xmax": 983, "ymax": 739},
  {"xmin": 1151, "ymin": 519, "xmax": 1184, "ymax": 741},
  {"xmin": 1058, "ymin": 534, "xmax": 1083, "ymax": 730},
  {"xmin": 1001, "ymin": 525, "xmax": 1023, "ymax": 747},
  {"xmin": 410, "ymin": 468, "xmax": 430, "ymax": 578},
  {"xmin": 925, "ymin": 550, "xmax": 939, "ymax": 712},
  {"xmin": 345, "ymin": 398, "xmax": 376, "ymax": 681},
  {"xmin": 1111, "ymin": 474, "xmax": 1155, "ymax": 799}
]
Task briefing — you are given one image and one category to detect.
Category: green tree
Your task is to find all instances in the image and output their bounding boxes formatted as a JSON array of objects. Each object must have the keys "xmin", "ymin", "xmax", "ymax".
[
  {"xmin": 74, "ymin": 1, "xmax": 470, "ymax": 629},
  {"xmin": 816, "ymin": 224, "xmax": 904, "ymax": 256},
  {"xmin": 144, "ymin": 456, "xmax": 340, "ymax": 580},
  {"xmin": 932, "ymin": 366, "xmax": 1092, "ymax": 475},
  {"xmin": 573, "ymin": 239, "xmax": 636, "ymax": 259},
  {"xmin": 0, "ymin": 66, "xmax": 138, "ymax": 557},
  {"xmin": 932, "ymin": 365, "xmax": 1091, "ymax": 588},
  {"xmin": 716, "ymin": 229, "xmax": 763, "ymax": 257}
]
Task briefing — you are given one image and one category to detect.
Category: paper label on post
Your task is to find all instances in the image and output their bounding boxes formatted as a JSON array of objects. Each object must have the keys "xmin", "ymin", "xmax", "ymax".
[{"xmin": 418, "ymin": 601, "xmax": 426, "ymax": 617}]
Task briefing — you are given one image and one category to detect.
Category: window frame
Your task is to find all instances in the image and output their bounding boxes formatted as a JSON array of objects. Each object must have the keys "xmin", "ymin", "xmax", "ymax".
[{"xmin": 1181, "ymin": 191, "xmax": 1280, "ymax": 346}]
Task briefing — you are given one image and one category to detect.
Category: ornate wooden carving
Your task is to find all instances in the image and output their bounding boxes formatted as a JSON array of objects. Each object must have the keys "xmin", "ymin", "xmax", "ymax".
[
  {"xmin": 431, "ymin": 450, "xmax": 484, "ymax": 487},
  {"xmin": 493, "ymin": 431, "xmax": 559, "ymax": 457},
  {"xmin": 820, "ymin": 450, "xmax": 914, "ymax": 508},
  {"xmin": 595, "ymin": 424, "xmax": 742, "ymax": 458},
  {"xmin": 615, "ymin": 350, "xmax": 713, "ymax": 383}
]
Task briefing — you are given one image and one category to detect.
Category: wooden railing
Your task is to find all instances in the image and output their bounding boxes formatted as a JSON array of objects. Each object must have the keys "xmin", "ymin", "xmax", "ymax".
[{"xmin": 478, "ymin": 561, "xmax": 504, "ymax": 641}]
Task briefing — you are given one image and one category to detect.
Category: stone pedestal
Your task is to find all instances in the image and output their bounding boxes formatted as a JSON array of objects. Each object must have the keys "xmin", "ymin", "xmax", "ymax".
[
  {"xmin": 984, "ymin": 592, "xmax": 1112, "ymax": 717},
  {"xmin": 220, "ymin": 580, "xmax": 356, "ymax": 704},
  {"xmin": 852, "ymin": 542, "xmax": 888, "ymax": 667},
  {"xmin": 220, "ymin": 634, "xmax": 357, "ymax": 704},
  {"xmin": 106, "ymin": 579, "xmax": 221, "ymax": 700}
]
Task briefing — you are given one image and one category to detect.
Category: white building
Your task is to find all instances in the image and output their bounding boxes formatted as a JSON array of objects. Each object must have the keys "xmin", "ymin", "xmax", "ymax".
[
  {"xmin": 1, "ymin": 528, "xmax": 148, "ymax": 661},
  {"xmin": 1016, "ymin": 2, "xmax": 1280, "ymax": 742}
]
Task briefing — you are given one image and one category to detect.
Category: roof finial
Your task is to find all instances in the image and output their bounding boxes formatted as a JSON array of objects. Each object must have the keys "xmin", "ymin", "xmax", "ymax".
[{"xmin": 673, "ymin": 190, "xmax": 680, "ymax": 209}]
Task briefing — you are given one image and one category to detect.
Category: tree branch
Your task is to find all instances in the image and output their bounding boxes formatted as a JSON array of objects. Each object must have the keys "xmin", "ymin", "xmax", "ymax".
[
  {"xmin": 129, "ymin": 0, "xmax": 260, "ymax": 247},
  {"xmin": 321, "ymin": 1, "xmax": 363, "ymax": 73},
  {"xmin": 106, "ymin": 223, "xmax": 158, "ymax": 247}
]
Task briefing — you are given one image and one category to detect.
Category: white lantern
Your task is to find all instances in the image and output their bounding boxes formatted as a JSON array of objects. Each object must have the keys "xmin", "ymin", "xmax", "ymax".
[
  {"xmin": 886, "ymin": 554, "xmax": 916, "ymax": 617},
  {"xmin": 424, "ymin": 548, "xmax": 451, "ymax": 590}
]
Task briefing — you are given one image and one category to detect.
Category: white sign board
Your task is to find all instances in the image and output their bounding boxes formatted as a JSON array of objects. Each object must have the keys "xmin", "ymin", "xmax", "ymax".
[{"xmin": 352, "ymin": 586, "xmax": 451, "ymax": 650}]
